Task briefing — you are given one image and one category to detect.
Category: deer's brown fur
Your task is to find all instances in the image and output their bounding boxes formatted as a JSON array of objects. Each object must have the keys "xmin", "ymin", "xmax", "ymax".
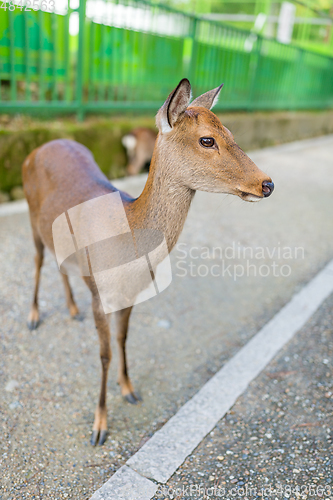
[{"xmin": 22, "ymin": 79, "xmax": 273, "ymax": 445}]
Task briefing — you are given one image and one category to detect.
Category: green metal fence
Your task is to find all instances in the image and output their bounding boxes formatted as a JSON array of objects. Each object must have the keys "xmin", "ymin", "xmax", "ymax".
[{"xmin": 0, "ymin": 0, "xmax": 333, "ymax": 118}]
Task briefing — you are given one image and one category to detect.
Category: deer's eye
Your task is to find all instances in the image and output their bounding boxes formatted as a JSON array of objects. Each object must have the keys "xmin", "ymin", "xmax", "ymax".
[{"xmin": 199, "ymin": 137, "xmax": 215, "ymax": 148}]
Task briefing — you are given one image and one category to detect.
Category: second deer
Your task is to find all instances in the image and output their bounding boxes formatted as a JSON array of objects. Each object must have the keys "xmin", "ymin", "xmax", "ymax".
[
  {"xmin": 122, "ymin": 127, "xmax": 157, "ymax": 175},
  {"xmin": 22, "ymin": 79, "xmax": 274, "ymax": 446}
]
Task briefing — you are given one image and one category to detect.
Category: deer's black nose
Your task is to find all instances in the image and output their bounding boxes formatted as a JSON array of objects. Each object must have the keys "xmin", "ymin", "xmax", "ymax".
[{"xmin": 262, "ymin": 180, "xmax": 274, "ymax": 197}]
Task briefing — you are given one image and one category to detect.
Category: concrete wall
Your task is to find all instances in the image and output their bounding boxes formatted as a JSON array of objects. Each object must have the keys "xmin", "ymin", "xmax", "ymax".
[{"xmin": 223, "ymin": 110, "xmax": 333, "ymax": 151}]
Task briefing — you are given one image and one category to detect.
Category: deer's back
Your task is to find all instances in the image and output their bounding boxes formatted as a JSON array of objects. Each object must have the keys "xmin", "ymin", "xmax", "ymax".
[{"xmin": 23, "ymin": 139, "xmax": 133, "ymax": 251}]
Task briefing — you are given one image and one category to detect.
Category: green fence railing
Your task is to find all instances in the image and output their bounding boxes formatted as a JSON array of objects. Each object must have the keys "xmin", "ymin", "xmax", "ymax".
[{"xmin": 0, "ymin": 0, "xmax": 333, "ymax": 118}]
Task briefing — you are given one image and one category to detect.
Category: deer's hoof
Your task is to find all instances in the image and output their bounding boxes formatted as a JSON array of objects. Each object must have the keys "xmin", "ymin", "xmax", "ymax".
[
  {"xmin": 27, "ymin": 309, "xmax": 40, "ymax": 330},
  {"xmin": 90, "ymin": 430, "xmax": 98, "ymax": 446},
  {"xmin": 124, "ymin": 392, "xmax": 142, "ymax": 405},
  {"xmin": 134, "ymin": 392, "xmax": 143, "ymax": 402},
  {"xmin": 27, "ymin": 318, "xmax": 39, "ymax": 330},
  {"xmin": 98, "ymin": 430, "xmax": 107, "ymax": 446},
  {"xmin": 69, "ymin": 303, "xmax": 80, "ymax": 318},
  {"xmin": 72, "ymin": 312, "xmax": 84, "ymax": 322},
  {"xmin": 91, "ymin": 429, "xmax": 108, "ymax": 446}
]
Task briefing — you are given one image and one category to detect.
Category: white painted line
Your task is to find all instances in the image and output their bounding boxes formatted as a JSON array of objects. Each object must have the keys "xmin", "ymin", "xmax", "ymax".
[
  {"xmin": 127, "ymin": 258, "xmax": 333, "ymax": 483},
  {"xmin": 0, "ymin": 199, "xmax": 28, "ymax": 217},
  {"xmin": 89, "ymin": 465, "xmax": 157, "ymax": 500}
]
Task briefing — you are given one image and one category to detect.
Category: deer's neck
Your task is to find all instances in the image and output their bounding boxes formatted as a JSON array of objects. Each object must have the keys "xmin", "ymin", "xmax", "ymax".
[{"xmin": 128, "ymin": 152, "xmax": 195, "ymax": 252}]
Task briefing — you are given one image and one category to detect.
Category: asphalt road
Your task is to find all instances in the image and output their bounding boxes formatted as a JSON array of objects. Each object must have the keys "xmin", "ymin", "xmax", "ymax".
[
  {"xmin": 1, "ymin": 135, "xmax": 333, "ymax": 499},
  {"xmin": 155, "ymin": 291, "xmax": 333, "ymax": 500}
]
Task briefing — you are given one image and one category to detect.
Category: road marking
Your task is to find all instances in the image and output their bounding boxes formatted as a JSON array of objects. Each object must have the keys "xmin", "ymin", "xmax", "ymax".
[
  {"xmin": 90, "ymin": 258, "xmax": 333, "ymax": 497},
  {"xmin": 89, "ymin": 465, "xmax": 157, "ymax": 500}
]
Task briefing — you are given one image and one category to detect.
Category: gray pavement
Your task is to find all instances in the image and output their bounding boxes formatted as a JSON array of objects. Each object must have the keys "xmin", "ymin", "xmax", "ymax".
[
  {"xmin": 156, "ymin": 291, "xmax": 333, "ymax": 499},
  {"xmin": 1, "ymin": 135, "xmax": 333, "ymax": 499}
]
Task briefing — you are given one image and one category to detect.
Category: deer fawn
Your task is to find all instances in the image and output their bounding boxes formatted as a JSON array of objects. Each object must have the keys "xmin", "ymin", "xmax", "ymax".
[
  {"xmin": 122, "ymin": 127, "xmax": 157, "ymax": 176},
  {"xmin": 22, "ymin": 79, "xmax": 274, "ymax": 446}
]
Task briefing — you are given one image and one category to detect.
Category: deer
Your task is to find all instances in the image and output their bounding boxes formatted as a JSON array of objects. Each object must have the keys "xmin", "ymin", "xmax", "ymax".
[
  {"xmin": 22, "ymin": 79, "xmax": 274, "ymax": 446},
  {"xmin": 122, "ymin": 127, "xmax": 157, "ymax": 176}
]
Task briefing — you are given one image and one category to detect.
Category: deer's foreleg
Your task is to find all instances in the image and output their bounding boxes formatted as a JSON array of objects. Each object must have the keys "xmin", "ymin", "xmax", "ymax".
[
  {"xmin": 91, "ymin": 293, "xmax": 112, "ymax": 446},
  {"xmin": 115, "ymin": 306, "xmax": 141, "ymax": 404}
]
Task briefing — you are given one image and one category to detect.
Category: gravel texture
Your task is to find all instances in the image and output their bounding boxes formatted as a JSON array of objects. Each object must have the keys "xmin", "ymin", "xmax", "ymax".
[
  {"xmin": 156, "ymin": 291, "xmax": 333, "ymax": 499},
  {"xmin": 1, "ymin": 137, "xmax": 333, "ymax": 499}
]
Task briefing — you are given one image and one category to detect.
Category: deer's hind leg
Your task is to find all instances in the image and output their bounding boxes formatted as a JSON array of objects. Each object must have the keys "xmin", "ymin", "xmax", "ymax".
[
  {"xmin": 115, "ymin": 306, "xmax": 141, "ymax": 404},
  {"xmin": 61, "ymin": 273, "xmax": 80, "ymax": 320},
  {"xmin": 27, "ymin": 229, "xmax": 44, "ymax": 330}
]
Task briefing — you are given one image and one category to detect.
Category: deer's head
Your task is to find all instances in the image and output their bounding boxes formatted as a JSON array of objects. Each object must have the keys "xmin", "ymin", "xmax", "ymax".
[{"xmin": 155, "ymin": 79, "xmax": 274, "ymax": 201}]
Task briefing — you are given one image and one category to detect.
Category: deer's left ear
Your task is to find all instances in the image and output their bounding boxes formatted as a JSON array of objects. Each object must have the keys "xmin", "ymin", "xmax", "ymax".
[{"xmin": 189, "ymin": 84, "xmax": 224, "ymax": 110}]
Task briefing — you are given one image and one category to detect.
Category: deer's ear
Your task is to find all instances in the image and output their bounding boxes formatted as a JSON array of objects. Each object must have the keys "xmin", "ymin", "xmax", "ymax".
[
  {"xmin": 156, "ymin": 79, "xmax": 192, "ymax": 133},
  {"xmin": 189, "ymin": 84, "xmax": 224, "ymax": 110}
]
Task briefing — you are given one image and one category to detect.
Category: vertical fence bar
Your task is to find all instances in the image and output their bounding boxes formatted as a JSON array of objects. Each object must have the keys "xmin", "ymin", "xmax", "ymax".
[
  {"xmin": 64, "ymin": 0, "xmax": 70, "ymax": 102},
  {"xmin": 188, "ymin": 16, "xmax": 198, "ymax": 93},
  {"xmin": 107, "ymin": 19, "xmax": 114, "ymax": 102},
  {"xmin": 270, "ymin": 41, "xmax": 281, "ymax": 107},
  {"xmin": 51, "ymin": 11, "xmax": 57, "ymax": 101},
  {"xmin": 24, "ymin": 10, "xmax": 31, "ymax": 101},
  {"xmin": 88, "ymin": 19, "xmax": 95, "ymax": 102},
  {"xmin": 293, "ymin": 48, "xmax": 305, "ymax": 108},
  {"xmin": 225, "ymin": 28, "xmax": 233, "ymax": 101},
  {"xmin": 205, "ymin": 21, "xmax": 214, "ymax": 90},
  {"xmin": 9, "ymin": 8, "xmax": 16, "ymax": 101},
  {"xmin": 248, "ymin": 35, "xmax": 262, "ymax": 110},
  {"xmin": 137, "ymin": 3, "xmax": 148, "ymax": 101},
  {"xmin": 38, "ymin": 9, "xmax": 45, "ymax": 101},
  {"xmin": 99, "ymin": 5, "xmax": 106, "ymax": 102},
  {"xmin": 77, "ymin": 0, "xmax": 86, "ymax": 120}
]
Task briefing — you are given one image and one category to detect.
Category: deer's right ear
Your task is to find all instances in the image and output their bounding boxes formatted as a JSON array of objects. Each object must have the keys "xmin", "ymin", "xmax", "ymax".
[{"xmin": 156, "ymin": 79, "xmax": 192, "ymax": 134}]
